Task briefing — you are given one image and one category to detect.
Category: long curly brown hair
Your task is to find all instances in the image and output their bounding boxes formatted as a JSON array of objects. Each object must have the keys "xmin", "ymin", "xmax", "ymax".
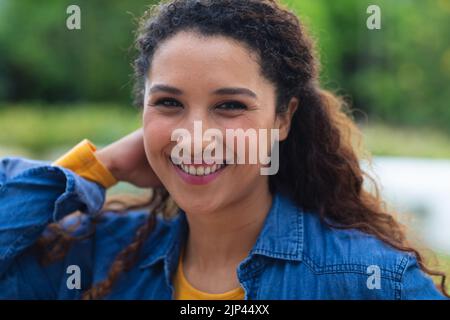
[{"xmin": 36, "ymin": 0, "xmax": 448, "ymax": 299}]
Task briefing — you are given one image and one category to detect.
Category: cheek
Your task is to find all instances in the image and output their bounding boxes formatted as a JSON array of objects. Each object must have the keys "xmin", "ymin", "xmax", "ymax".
[
  {"xmin": 223, "ymin": 115, "xmax": 276, "ymax": 162},
  {"xmin": 142, "ymin": 110, "xmax": 174, "ymax": 159}
]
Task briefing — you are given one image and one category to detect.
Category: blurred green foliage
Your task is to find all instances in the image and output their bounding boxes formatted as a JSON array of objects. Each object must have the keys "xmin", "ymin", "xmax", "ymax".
[
  {"xmin": 0, "ymin": 103, "xmax": 140, "ymax": 157},
  {"xmin": 0, "ymin": 0, "xmax": 157, "ymax": 103},
  {"xmin": 0, "ymin": 0, "xmax": 449, "ymax": 138},
  {"xmin": 286, "ymin": 0, "xmax": 450, "ymax": 132},
  {"xmin": 362, "ymin": 123, "xmax": 450, "ymax": 158}
]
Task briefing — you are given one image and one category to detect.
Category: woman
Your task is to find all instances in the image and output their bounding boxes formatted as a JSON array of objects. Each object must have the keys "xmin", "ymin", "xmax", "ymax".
[{"xmin": 0, "ymin": 0, "xmax": 447, "ymax": 299}]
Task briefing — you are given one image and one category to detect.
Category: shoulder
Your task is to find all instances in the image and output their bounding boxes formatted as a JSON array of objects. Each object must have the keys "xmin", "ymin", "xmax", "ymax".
[
  {"xmin": 301, "ymin": 211, "xmax": 408, "ymax": 279},
  {"xmin": 298, "ymin": 211, "xmax": 446, "ymax": 299}
]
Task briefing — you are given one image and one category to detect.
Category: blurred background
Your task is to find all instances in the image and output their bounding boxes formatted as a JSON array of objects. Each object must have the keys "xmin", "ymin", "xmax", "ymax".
[{"xmin": 0, "ymin": 0, "xmax": 449, "ymax": 274}]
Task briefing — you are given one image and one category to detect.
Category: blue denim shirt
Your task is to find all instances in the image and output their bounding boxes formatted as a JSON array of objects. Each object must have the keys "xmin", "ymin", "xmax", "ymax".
[{"xmin": 0, "ymin": 157, "xmax": 446, "ymax": 299}]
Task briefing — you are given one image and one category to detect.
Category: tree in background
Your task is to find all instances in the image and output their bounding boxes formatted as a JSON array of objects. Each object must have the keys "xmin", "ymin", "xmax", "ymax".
[
  {"xmin": 288, "ymin": 0, "xmax": 450, "ymax": 132},
  {"xmin": 0, "ymin": 0, "xmax": 156, "ymax": 103}
]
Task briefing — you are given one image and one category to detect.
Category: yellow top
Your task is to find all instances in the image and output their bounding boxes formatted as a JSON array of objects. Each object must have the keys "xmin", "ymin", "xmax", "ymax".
[
  {"xmin": 52, "ymin": 139, "xmax": 118, "ymax": 188},
  {"xmin": 173, "ymin": 249, "xmax": 245, "ymax": 300},
  {"xmin": 52, "ymin": 139, "xmax": 245, "ymax": 300}
]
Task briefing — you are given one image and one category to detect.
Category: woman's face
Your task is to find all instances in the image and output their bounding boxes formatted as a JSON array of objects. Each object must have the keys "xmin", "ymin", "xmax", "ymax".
[{"xmin": 142, "ymin": 31, "xmax": 295, "ymax": 214}]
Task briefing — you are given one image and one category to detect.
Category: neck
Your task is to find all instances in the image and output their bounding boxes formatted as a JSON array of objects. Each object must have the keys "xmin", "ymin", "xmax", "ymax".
[{"xmin": 183, "ymin": 183, "xmax": 273, "ymax": 272}]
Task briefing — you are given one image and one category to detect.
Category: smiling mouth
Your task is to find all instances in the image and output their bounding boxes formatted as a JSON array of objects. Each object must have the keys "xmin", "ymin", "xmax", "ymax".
[{"xmin": 169, "ymin": 158, "xmax": 228, "ymax": 176}]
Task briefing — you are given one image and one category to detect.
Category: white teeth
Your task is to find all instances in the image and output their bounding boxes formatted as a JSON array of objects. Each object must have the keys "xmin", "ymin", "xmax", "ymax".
[{"xmin": 174, "ymin": 160, "xmax": 225, "ymax": 176}]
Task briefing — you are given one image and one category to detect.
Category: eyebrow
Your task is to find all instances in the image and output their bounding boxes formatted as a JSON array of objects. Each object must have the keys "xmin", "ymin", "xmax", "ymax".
[{"xmin": 148, "ymin": 84, "xmax": 258, "ymax": 99}]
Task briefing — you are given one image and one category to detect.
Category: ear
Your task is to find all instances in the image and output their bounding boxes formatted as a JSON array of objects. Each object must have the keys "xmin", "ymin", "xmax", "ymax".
[{"xmin": 275, "ymin": 97, "xmax": 299, "ymax": 141}]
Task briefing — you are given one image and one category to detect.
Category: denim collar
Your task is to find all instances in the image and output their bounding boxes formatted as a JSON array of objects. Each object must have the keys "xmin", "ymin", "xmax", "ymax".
[{"xmin": 139, "ymin": 191, "xmax": 304, "ymax": 271}]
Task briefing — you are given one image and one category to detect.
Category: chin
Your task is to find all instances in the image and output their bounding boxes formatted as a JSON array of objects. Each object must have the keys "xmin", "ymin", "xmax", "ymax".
[{"xmin": 174, "ymin": 192, "xmax": 226, "ymax": 215}]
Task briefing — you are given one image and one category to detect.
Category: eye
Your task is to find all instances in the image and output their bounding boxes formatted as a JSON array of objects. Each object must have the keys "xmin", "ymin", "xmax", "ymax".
[
  {"xmin": 149, "ymin": 98, "xmax": 183, "ymax": 108},
  {"xmin": 215, "ymin": 101, "xmax": 248, "ymax": 111}
]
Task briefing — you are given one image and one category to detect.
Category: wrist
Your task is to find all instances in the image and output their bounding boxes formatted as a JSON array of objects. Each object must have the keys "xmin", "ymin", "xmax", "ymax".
[{"xmin": 95, "ymin": 148, "xmax": 120, "ymax": 182}]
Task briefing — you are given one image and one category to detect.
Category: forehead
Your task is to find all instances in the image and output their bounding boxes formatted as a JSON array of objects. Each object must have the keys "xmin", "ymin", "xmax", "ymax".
[{"xmin": 148, "ymin": 31, "xmax": 269, "ymax": 89}]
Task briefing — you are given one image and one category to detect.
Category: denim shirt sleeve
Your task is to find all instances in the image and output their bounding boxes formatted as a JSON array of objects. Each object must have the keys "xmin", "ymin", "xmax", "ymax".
[
  {"xmin": 400, "ymin": 253, "xmax": 448, "ymax": 300},
  {"xmin": 0, "ymin": 156, "xmax": 106, "ymax": 297}
]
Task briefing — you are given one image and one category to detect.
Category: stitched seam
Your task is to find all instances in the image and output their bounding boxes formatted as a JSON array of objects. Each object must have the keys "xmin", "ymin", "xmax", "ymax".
[
  {"xmin": 302, "ymin": 254, "xmax": 399, "ymax": 280},
  {"xmin": 252, "ymin": 204, "xmax": 303, "ymax": 260},
  {"xmin": 238, "ymin": 262, "xmax": 266, "ymax": 281},
  {"xmin": 395, "ymin": 253, "xmax": 411, "ymax": 300},
  {"xmin": 252, "ymin": 248, "xmax": 300, "ymax": 257},
  {"xmin": 11, "ymin": 165, "xmax": 62, "ymax": 180}
]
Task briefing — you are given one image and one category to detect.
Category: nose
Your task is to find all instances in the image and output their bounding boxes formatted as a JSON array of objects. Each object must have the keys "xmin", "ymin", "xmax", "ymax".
[{"xmin": 174, "ymin": 111, "xmax": 224, "ymax": 163}]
